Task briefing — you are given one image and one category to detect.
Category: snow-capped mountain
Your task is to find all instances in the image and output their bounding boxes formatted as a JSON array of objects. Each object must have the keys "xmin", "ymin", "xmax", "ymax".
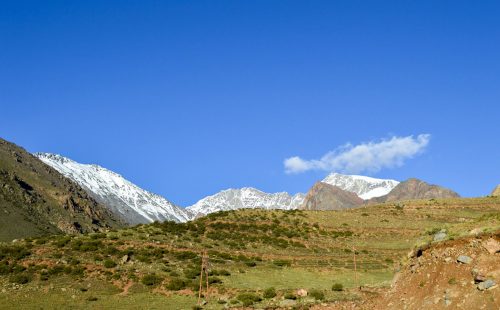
[
  {"xmin": 186, "ymin": 188, "xmax": 305, "ymax": 218},
  {"xmin": 35, "ymin": 153, "xmax": 191, "ymax": 224},
  {"xmin": 321, "ymin": 173, "xmax": 399, "ymax": 200}
]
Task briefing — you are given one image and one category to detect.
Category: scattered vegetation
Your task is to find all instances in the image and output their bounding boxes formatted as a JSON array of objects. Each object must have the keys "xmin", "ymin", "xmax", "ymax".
[{"xmin": 0, "ymin": 198, "xmax": 498, "ymax": 308}]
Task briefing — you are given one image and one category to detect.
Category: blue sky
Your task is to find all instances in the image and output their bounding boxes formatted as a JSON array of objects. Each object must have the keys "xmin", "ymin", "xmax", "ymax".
[{"xmin": 1, "ymin": 1, "xmax": 499, "ymax": 206}]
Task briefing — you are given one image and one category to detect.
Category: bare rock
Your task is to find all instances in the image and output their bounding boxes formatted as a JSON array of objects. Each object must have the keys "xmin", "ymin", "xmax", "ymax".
[
  {"xmin": 482, "ymin": 238, "xmax": 500, "ymax": 254},
  {"xmin": 456, "ymin": 255, "xmax": 473, "ymax": 264},
  {"xmin": 296, "ymin": 288, "xmax": 308, "ymax": 297},
  {"xmin": 434, "ymin": 231, "xmax": 447, "ymax": 242},
  {"xmin": 477, "ymin": 279, "xmax": 497, "ymax": 291},
  {"xmin": 121, "ymin": 255, "xmax": 129, "ymax": 264}
]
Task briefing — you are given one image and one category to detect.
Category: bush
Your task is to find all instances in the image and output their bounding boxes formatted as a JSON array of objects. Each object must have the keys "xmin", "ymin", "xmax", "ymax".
[
  {"xmin": 284, "ymin": 292, "xmax": 296, "ymax": 300},
  {"xmin": 273, "ymin": 259, "xmax": 291, "ymax": 267},
  {"xmin": 211, "ymin": 269, "xmax": 230, "ymax": 276},
  {"xmin": 141, "ymin": 274, "xmax": 163, "ymax": 286},
  {"xmin": 263, "ymin": 287, "xmax": 276, "ymax": 299},
  {"xmin": 184, "ymin": 266, "xmax": 201, "ymax": 279},
  {"xmin": 244, "ymin": 261, "xmax": 257, "ymax": 267},
  {"xmin": 0, "ymin": 245, "xmax": 31, "ymax": 260},
  {"xmin": 309, "ymin": 289, "xmax": 325, "ymax": 300},
  {"xmin": 9, "ymin": 273, "xmax": 30, "ymax": 284},
  {"xmin": 103, "ymin": 259, "xmax": 117, "ymax": 268},
  {"xmin": 208, "ymin": 276, "xmax": 222, "ymax": 284},
  {"xmin": 332, "ymin": 283, "xmax": 343, "ymax": 291},
  {"xmin": 166, "ymin": 278, "xmax": 186, "ymax": 291},
  {"xmin": 54, "ymin": 237, "xmax": 71, "ymax": 248},
  {"xmin": 237, "ymin": 293, "xmax": 262, "ymax": 306}
]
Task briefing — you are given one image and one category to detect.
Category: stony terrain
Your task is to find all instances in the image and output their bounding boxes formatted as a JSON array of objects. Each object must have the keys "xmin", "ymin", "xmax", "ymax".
[
  {"xmin": 367, "ymin": 233, "xmax": 500, "ymax": 309},
  {"xmin": 0, "ymin": 138, "xmax": 122, "ymax": 242}
]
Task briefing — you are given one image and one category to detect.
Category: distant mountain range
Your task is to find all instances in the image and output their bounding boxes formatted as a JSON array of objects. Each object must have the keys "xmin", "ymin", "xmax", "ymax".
[
  {"xmin": 35, "ymin": 151, "xmax": 461, "ymax": 221},
  {"xmin": 186, "ymin": 187, "xmax": 304, "ymax": 218}
]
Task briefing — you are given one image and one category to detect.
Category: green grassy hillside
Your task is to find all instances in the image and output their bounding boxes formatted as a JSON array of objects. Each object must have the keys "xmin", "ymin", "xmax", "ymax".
[{"xmin": 0, "ymin": 196, "xmax": 499, "ymax": 309}]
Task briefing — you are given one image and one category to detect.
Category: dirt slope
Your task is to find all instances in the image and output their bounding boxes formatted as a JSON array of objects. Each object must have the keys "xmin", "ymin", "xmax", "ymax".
[{"xmin": 368, "ymin": 232, "xmax": 500, "ymax": 309}]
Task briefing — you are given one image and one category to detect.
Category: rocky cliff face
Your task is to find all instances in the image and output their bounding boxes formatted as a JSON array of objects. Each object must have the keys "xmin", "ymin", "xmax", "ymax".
[
  {"xmin": 369, "ymin": 178, "xmax": 460, "ymax": 203},
  {"xmin": 0, "ymin": 138, "xmax": 123, "ymax": 241},
  {"xmin": 300, "ymin": 182, "xmax": 364, "ymax": 211}
]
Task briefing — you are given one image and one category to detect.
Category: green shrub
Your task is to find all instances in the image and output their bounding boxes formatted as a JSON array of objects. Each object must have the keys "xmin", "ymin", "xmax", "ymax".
[
  {"xmin": 210, "ymin": 269, "xmax": 230, "ymax": 276},
  {"xmin": 9, "ymin": 273, "xmax": 31, "ymax": 284},
  {"xmin": 309, "ymin": 289, "xmax": 325, "ymax": 300},
  {"xmin": 103, "ymin": 259, "xmax": 117, "ymax": 268},
  {"xmin": 208, "ymin": 276, "xmax": 222, "ymax": 284},
  {"xmin": 332, "ymin": 283, "xmax": 343, "ymax": 291},
  {"xmin": 263, "ymin": 287, "xmax": 276, "ymax": 299},
  {"xmin": 284, "ymin": 292, "xmax": 296, "ymax": 300},
  {"xmin": 48, "ymin": 265, "xmax": 65, "ymax": 275},
  {"xmin": 184, "ymin": 267, "xmax": 201, "ymax": 279},
  {"xmin": 169, "ymin": 271, "xmax": 180, "ymax": 277},
  {"xmin": 0, "ymin": 245, "xmax": 31, "ymax": 260},
  {"xmin": 244, "ymin": 261, "xmax": 257, "ymax": 267},
  {"xmin": 141, "ymin": 274, "xmax": 163, "ymax": 286},
  {"xmin": 237, "ymin": 293, "xmax": 262, "ymax": 306},
  {"xmin": 54, "ymin": 237, "xmax": 71, "ymax": 248},
  {"xmin": 0, "ymin": 261, "xmax": 11, "ymax": 275},
  {"xmin": 166, "ymin": 278, "xmax": 186, "ymax": 291},
  {"xmin": 273, "ymin": 259, "xmax": 291, "ymax": 267}
]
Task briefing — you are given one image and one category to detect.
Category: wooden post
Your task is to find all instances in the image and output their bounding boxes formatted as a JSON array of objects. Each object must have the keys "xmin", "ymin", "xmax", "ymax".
[
  {"xmin": 198, "ymin": 251, "xmax": 209, "ymax": 305},
  {"xmin": 353, "ymin": 246, "xmax": 359, "ymax": 290}
]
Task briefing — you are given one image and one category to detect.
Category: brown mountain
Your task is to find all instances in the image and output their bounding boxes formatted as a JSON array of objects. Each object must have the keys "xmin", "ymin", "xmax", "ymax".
[
  {"xmin": 491, "ymin": 185, "xmax": 500, "ymax": 197},
  {"xmin": 300, "ymin": 182, "xmax": 364, "ymax": 211},
  {"xmin": 369, "ymin": 178, "xmax": 459, "ymax": 203},
  {"xmin": 0, "ymin": 138, "xmax": 123, "ymax": 241}
]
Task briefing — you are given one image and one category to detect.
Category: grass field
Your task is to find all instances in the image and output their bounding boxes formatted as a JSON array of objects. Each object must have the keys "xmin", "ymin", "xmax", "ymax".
[{"xmin": 1, "ymin": 196, "xmax": 499, "ymax": 309}]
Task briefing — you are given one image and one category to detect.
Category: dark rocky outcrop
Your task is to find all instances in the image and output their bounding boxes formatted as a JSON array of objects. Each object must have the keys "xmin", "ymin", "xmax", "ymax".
[{"xmin": 0, "ymin": 137, "xmax": 123, "ymax": 241}]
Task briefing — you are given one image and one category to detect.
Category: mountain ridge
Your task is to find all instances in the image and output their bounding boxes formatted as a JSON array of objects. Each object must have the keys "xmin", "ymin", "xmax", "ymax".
[
  {"xmin": 186, "ymin": 187, "xmax": 305, "ymax": 218},
  {"xmin": 0, "ymin": 138, "xmax": 122, "ymax": 241},
  {"xmin": 35, "ymin": 153, "xmax": 191, "ymax": 224},
  {"xmin": 300, "ymin": 182, "xmax": 364, "ymax": 210},
  {"xmin": 321, "ymin": 172, "xmax": 399, "ymax": 199}
]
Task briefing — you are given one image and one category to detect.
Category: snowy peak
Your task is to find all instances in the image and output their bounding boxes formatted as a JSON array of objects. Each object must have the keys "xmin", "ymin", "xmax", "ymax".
[
  {"xmin": 35, "ymin": 153, "xmax": 191, "ymax": 224},
  {"xmin": 321, "ymin": 173, "xmax": 399, "ymax": 200},
  {"xmin": 186, "ymin": 187, "xmax": 305, "ymax": 217}
]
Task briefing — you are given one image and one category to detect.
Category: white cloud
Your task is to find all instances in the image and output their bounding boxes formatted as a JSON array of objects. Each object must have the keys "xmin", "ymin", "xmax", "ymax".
[{"xmin": 284, "ymin": 134, "xmax": 430, "ymax": 174}]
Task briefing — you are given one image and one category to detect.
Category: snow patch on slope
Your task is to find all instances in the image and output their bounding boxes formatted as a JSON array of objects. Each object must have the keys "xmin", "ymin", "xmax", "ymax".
[
  {"xmin": 322, "ymin": 173, "xmax": 399, "ymax": 199},
  {"xmin": 186, "ymin": 187, "xmax": 305, "ymax": 218},
  {"xmin": 35, "ymin": 153, "xmax": 191, "ymax": 224}
]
